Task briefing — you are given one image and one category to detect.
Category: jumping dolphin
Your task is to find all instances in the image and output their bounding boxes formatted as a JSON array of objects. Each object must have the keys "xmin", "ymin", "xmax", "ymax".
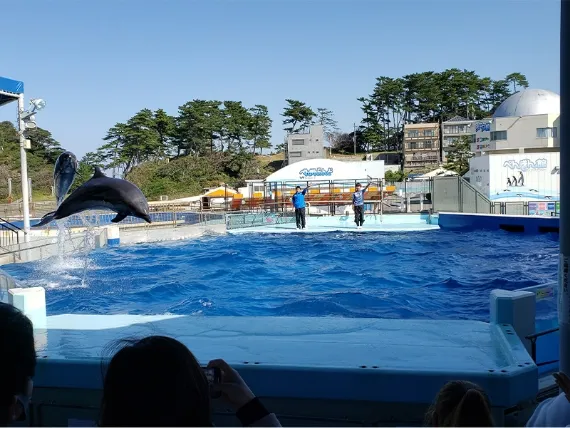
[
  {"xmin": 33, "ymin": 166, "xmax": 151, "ymax": 227},
  {"xmin": 54, "ymin": 151, "xmax": 78, "ymax": 207}
]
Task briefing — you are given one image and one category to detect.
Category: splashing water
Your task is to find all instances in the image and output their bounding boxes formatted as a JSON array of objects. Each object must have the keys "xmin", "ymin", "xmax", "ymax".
[
  {"xmin": 49, "ymin": 212, "xmax": 100, "ymax": 288},
  {"xmin": 77, "ymin": 212, "xmax": 98, "ymax": 286}
]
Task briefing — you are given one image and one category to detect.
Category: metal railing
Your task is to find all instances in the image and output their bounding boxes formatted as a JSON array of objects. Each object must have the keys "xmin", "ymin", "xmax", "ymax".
[
  {"xmin": 526, "ymin": 327, "xmax": 560, "ymax": 367},
  {"xmin": 32, "ymin": 211, "xmax": 226, "ymax": 233},
  {"xmin": 516, "ymin": 283, "xmax": 559, "ymax": 370},
  {"xmin": 0, "ymin": 215, "xmax": 22, "ymax": 248},
  {"xmin": 492, "ymin": 201, "xmax": 560, "ymax": 217},
  {"xmin": 226, "ymin": 211, "xmax": 296, "ymax": 230}
]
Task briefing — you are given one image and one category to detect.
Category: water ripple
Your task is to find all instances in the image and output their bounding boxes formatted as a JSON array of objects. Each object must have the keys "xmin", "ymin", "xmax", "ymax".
[{"xmin": 2, "ymin": 230, "xmax": 559, "ymax": 322}]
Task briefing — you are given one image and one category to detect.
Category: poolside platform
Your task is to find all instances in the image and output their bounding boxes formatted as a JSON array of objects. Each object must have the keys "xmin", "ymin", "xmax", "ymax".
[
  {"xmin": 30, "ymin": 314, "xmax": 536, "ymax": 426},
  {"xmin": 227, "ymin": 213, "xmax": 440, "ymax": 235}
]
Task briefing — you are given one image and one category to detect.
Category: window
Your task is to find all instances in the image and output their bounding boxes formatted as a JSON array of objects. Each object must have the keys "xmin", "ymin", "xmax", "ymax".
[
  {"xmin": 289, "ymin": 151, "xmax": 302, "ymax": 157},
  {"xmin": 536, "ymin": 127, "xmax": 558, "ymax": 138},
  {"xmin": 292, "ymin": 139, "xmax": 305, "ymax": 145},
  {"xmin": 407, "ymin": 130, "xmax": 419, "ymax": 137},
  {"xmin": 408, "ymin": 142, "xmax": 418, "ymax": 150},
  {"xmin": 491, "ymin": 130, "xmax": 507, "ymax": 141},
  {"xmin": 443, "ymin": 137, "xmax": 457, "ymax": 147},
  {"xmin": 444, "ymin": 125, "xmax": 468, "ymax": 134},
  {"xmin": 424, "ymin": 140, "xmax": 433, "ymax": 148},
  {"xmin": 424, "ymin": 129, "xmax": 434, "ymax": 137}
]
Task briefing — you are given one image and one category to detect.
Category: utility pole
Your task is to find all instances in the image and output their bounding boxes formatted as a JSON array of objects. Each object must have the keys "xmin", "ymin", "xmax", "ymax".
[{"xmin": 353, "ymin": 123, "xmax": 357, "ymax": 155}]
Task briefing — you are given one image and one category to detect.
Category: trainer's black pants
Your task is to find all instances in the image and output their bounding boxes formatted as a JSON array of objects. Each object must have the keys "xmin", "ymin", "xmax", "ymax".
[
  {"xmin": 354, "ymin": 205, "xmax": 365, "ymax": 226},
  {"xmin": 295, "ymin": 207, "xmax": 306, "ymax": 228}
]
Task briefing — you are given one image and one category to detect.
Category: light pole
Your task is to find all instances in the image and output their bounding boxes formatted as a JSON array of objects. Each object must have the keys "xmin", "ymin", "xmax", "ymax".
[{"xmin": 17, "ymin": 96, "xmax": 46, "ymax": 241}]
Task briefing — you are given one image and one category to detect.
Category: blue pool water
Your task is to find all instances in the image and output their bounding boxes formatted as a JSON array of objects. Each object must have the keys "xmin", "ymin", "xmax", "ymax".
[{"xmin": 3, "ymin": 229, "xmax": 558, "ymax": 322}]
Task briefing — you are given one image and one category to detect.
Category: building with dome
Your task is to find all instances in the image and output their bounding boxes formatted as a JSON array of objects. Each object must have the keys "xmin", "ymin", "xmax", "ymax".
[
  {"xmin": 467, "ymin": 89, "xmax": 560, "ymax": 206},
  {"xmin": 474, "ymin": 88, "xmax": 560, "ymax": 154}
]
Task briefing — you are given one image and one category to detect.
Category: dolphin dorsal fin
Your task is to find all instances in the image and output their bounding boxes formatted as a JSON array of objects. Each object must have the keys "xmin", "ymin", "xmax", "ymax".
[{"xmin": 92, "ymin": 166, "xmax": 106, "ymax": 179}]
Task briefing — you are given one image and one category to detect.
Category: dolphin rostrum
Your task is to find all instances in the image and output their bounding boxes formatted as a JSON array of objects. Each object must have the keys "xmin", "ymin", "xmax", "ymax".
[
  {"xmin": 33, "ymin": 166, "xmax": 151, "ymax": 227},
  {"xmin": 54, "ymin": 151, "xmax": 78, "ymax": 207}
]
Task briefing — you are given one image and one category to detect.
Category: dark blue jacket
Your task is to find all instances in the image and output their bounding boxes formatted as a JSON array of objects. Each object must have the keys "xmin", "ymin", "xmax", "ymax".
[{"xmin": 292, "ymin": 188, "xmax": 308, "ymax": 209}]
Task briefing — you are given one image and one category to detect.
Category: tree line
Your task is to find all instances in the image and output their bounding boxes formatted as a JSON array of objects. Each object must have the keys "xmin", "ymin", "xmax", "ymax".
[
  {"xmin": 0, "ymin": 68, "xmax": 531, "ymax": 202},
  {"xmin": 285, "ymin": 70, "xmax": 529, "ymax": 155},
  {"xmin": 0, "ymin": 121, "xmax": 65, "ymax": 199}
]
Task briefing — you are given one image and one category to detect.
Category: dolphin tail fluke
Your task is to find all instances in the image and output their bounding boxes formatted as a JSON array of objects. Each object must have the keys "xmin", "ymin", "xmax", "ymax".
[{"xmin": 32, "ymin": 211, "xmax": 57, "ymax": 228}]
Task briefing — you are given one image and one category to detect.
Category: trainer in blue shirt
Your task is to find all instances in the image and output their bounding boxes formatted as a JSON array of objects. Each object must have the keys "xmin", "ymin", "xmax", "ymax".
[
  {"xmin": 352, "ymin": 182, "xmax": 371, "ymax": 229},
  {"xmin": 291, "ymin": 184, "xmax": 311, "ymax": 229}
]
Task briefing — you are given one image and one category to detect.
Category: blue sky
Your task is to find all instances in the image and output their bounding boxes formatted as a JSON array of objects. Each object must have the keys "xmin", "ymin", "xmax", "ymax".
[{"xmin": 0, "ymin": 0, "xmax": 560, "ymax": 158}]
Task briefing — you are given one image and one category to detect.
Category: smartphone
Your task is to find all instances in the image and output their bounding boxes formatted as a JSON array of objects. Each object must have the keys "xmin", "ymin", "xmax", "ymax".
[{"xmin": 203, "ymin": 367, "xmax": 222, "ymax": 398}]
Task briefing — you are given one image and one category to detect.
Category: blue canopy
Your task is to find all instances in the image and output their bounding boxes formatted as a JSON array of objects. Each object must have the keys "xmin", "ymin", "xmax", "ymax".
[{"xmin": 0, "ymin": 76, "xmax": 24, "ymax": 107}]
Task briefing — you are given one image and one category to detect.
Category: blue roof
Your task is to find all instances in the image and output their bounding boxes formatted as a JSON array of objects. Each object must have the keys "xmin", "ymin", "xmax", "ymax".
[{"xmin": 0, "ymin": 76, "xmax": 24, "ymax": 107}]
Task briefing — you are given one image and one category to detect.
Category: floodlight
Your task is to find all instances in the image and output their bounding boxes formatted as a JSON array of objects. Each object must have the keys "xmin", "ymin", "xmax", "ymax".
[{"xmin": 30, "ymin": 98, "xmax": 46, "ymax": 111}]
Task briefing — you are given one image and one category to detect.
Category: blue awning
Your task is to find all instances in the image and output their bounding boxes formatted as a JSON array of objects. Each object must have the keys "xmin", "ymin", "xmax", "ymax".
[{"xmin": 0, "ymin": 76, "xmax": 24, "ymax": 107}]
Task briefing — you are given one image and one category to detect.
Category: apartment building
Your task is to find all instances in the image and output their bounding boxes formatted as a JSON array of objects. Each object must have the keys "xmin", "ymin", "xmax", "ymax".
[
  {"xmin": 441, "ymin": 116, "xmax": 478, "ymax": 161},
  {"xmin": 402, "ymin": 122, "xmax": 440, "ymax": 169},
  {"xmin": 285, "ymin": 125, "xmax": 324, "ymax": 165}
]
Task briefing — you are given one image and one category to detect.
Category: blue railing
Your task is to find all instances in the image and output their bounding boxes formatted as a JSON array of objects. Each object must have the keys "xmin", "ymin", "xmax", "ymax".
[{"xmin": 3, "ymin": 211, "xmax": 226, "ymax": 231}]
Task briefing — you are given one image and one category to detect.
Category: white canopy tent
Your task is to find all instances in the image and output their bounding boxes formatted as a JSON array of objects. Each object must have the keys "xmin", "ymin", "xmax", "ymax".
[{"xmin": 264, "ymin": 159, "xmax": 381, "ymax": 183}]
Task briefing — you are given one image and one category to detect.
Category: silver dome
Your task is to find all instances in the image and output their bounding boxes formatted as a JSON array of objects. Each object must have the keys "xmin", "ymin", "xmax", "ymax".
[{"xmin": 493, "ymin": 88, "xmax": 560, "ymax": 118}]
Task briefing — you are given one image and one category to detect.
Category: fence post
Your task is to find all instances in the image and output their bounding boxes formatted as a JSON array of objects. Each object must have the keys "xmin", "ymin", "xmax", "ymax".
[
  {"xmin": 475, "ymin": 192, "xmax": 478, "ymax": 213},
  {"xmin": 431, "ymin": 178, "xmax": 436, "ymax": 213},
  {"xmin": 458, "ymin": 177, "xmax": 462, "ymax": 212}
]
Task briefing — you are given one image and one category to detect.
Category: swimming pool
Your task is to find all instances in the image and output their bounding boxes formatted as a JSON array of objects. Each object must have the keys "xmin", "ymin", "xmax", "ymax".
[{"xmin": 3, "ymin": 229, "xmax": 558, "ymax": 322}]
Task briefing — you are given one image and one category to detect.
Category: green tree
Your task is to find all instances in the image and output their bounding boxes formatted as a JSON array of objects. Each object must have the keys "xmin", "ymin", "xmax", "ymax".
[
  {"xmin": 25, "ymin": 127, "xmax": 64, "ymax": 163},
  {"xmin": 248, "ymin": 105, "xmax": 272, "ymax": 154},
  {"xmin": 282, "ymin": 99, "xmax": 316, "ymax": 134},
  {"xmin": 505, "ymin": 72, "xmax": 529, "ymax": 93},
  {"xmin": 69, "ymin": 153, "xmax": 101, "ymax": 191},
  {"xmin": 444, "ymin": 135, "xmax": 473, "ymax": 175},
  {"xmin": 358, "ymin": 69, "xmax": 529, "ymax": 163},
  {"xmin": 384, "ymin": 170, "xmax": 405, "ymax": 182},
  {"xmin": 223, "ymin": 101, "xmax": 252, "ymax": 152},
  {"xmin": 153, "ymin": 109, "xmax": 176, "ymax": 153},
  {"xmin": 175, "ymin": 100, "xmax": 222, "ymax": 155},
  {"xmin": 314, "ymin": 108, "xmax": 339, "ymax": 142}
]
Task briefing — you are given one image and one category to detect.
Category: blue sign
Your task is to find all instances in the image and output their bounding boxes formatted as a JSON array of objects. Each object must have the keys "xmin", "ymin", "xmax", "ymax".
[
  {"xmin": 299, "ymin": 167, "xmax": 333, "ymax": 179},
  {"xmin": 475, "ymin": 122, "xmax": 491, "ymax": 132}
]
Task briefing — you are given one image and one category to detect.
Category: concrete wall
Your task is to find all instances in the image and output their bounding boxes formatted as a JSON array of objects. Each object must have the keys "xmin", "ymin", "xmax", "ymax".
[
  {"xmin": 120, "ymin": 223, "xmax": 226, "ymax": 245},
  {"xmin": 438, "ymin": 212, "xmax": 559, "ymax": 234},
  {"xmin": 0, "ymin": 229, "xmax": 107, "ymax": 266}
]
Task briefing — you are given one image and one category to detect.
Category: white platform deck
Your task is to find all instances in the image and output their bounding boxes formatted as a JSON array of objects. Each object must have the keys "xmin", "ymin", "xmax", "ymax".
[{"xmin": 228, "ymin": 222, "xmax": 440, "ymax": 234}]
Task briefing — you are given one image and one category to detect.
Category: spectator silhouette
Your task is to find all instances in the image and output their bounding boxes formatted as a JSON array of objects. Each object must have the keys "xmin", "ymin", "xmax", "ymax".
[
  {"xmin": 0, "ymin": 303, "xmax": 36, "ymax": 425},
  {"xmin": 425, "ymin": 380, "xmax": 494, "ymax": 427},
  {"xmin": 99, "ymin": 335, "xmax": 280, "ymax": 427}
]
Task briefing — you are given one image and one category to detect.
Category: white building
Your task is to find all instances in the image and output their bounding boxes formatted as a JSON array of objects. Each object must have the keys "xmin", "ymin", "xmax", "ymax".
[
  {"xmin": 285, "ymin": 125, "xmax": 325, "ymax": 165},
  {"xmin": 468, "ymin": 88, "xmax": 560, "ymax": 204}
]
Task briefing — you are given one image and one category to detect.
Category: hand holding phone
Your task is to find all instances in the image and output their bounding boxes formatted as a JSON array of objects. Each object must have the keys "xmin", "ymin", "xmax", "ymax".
[
  {"xmin": 207, "ymin": 359, "xmax": 255, "ymax": 409},
  {"xmin": 203, "ymin": 367, "xmax": 222, "ymax": 399}
]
